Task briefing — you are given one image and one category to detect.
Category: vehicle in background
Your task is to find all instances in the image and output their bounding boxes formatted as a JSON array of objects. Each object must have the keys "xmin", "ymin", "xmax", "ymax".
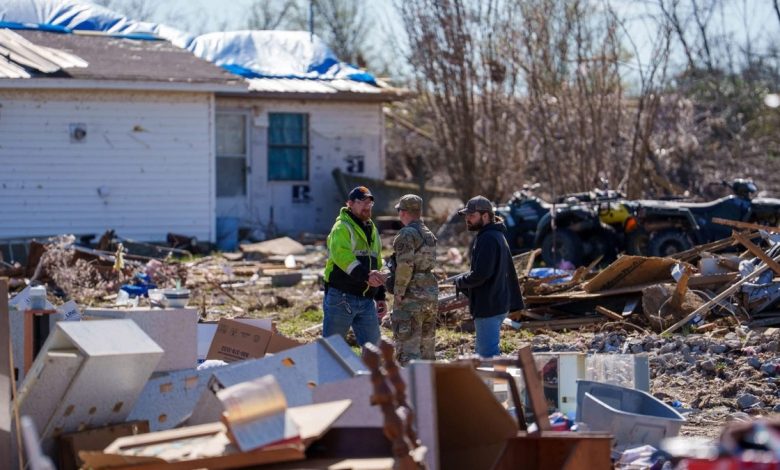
[{"xmin": 632, "ymin": 179, "xmax": 780, "ymax": 257}]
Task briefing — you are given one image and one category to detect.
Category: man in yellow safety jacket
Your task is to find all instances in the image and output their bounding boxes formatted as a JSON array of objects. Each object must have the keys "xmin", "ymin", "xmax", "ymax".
[{"xmin": 322, "ymin": 186, "xmax": 387, "ymax": 346}]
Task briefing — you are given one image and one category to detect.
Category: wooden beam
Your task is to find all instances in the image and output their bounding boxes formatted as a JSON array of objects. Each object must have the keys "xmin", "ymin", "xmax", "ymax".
[
  {"xmin": 669, "ymin": 268, "xmax": 691, "ymax": 311},
  {"xmin": 594, "ymin": 306, "xmax": 623, "ymax": 321},
  {"xmin": 517, "ymin": 317, "xmax": 604, "ymax": 331},
  {"xmin": 672, "ymin": 233, "xmax": 750, "ymax": 262},
  {"xmin": 516, "ymin": 346, "xmax": 551, "ymax": 433},
  {"xmin": 712, "ymin": 217, "xmax": 780, "ymax": 234},
  {"xmin": 732, "ymin": 231, "xmax": 780, "ymax": 276}
]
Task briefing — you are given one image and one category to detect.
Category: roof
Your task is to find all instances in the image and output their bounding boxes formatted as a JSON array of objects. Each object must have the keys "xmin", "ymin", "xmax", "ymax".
[
  {"xmin": 0, "ymin": 28, "xmax": 245, "ymax": 92},
  {"xmin": 240, "ymin": 77, "xmax": 409, "ymax": 101}
]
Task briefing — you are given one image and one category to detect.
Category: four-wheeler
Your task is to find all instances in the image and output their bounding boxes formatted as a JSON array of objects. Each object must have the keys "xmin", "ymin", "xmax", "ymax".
[
  {"xmin": 631, "ymin": 179, "xmax": 780, "ymax": 257},
  {"xmin": 496, "ymin": 184, "xmax": 551, "ymax": 254}
]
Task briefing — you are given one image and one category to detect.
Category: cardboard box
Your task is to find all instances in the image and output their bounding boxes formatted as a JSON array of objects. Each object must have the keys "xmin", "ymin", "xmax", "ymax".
[
  {"xmin": 58, "ymin": 420, "xmax": 149, "ymax": 470},
  {"xmin": 206, "ymin": 318, "xmax": 301, "ymax": 363},
  {"xmin": 409, "ymin": 362, "xmax": 519, "ymax": 470},
  {"xmin": 79, "ymin": 400, "xmax": 351, "ymax": 469}
]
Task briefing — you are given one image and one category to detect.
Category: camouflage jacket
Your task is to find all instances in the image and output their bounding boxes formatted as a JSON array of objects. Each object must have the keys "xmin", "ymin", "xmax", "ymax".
[{"xmin": 392, "ymin": 220, "xmax": 438, "ymax": 300}]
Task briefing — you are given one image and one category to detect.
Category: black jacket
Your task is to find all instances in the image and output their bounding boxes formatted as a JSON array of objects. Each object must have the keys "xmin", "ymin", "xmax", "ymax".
[{"xmin": 454, "ymin": 221, "xmax": 524, "ymax": 318}]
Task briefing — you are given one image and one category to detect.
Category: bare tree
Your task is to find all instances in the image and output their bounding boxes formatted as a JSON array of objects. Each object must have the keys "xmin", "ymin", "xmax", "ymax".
[
  {"xmin": 398, "ymin": 0, "xmax": 525, "ymax": 202},
  {"xmin": 282, "ymin": 0, "xmax": 374, "ymax": 68},
  {"xmin": 246, "ymin": 0, "xmax": 300, "ymax": 30},
  {"xmin": 91, "ymin": 0, "xmax": 158, "ymax": 22}
]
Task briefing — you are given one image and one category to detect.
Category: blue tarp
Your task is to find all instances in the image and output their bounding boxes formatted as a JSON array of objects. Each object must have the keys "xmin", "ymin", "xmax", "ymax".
[{"xmin": 0, "ymin": 0, "xmax": 376, "ymax": 84}]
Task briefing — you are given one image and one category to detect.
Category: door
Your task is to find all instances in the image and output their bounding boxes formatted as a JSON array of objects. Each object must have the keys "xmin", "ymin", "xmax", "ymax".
[{"xmin": 215, "ymin": 112, "xmax": 250, "ymax": 220}]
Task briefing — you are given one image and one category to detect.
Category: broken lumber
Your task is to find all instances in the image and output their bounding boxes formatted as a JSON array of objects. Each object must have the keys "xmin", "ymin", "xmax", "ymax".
[
  {"xmin": 662, "ymin": 251, "xmax": 780, "ymax": 334},
  {"xmin": 594, "ymin": 306, "xmax": 623, "ymax": 321},
  {"xmin": 672, "ymin": 232, "xmax": 754, "ymax": 262},
  {"xmin": 712, "ymin": 218, "xmax": 780, "ymax": 234},
  {"xmin": 732, "ymin": 231, "xmax": 780, "ymax": 276},
  {"xmin": 514, "ymin": 317, "xmax": 603, "ymax": 331}
]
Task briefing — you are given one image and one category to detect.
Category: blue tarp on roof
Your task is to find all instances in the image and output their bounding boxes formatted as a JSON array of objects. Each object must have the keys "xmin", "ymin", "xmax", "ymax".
[{"xmin": 0, "ymin": 0, "xmax": 376, "ymax": 84}]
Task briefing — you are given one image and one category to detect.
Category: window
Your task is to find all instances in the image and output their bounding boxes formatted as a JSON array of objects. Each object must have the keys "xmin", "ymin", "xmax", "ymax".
[
  {"xmin": 268, "ymin": 113, "xmax": 309, "ymax": 181},
  {"xmin": 216, "ymin": 113, "xmax": 247, "ymax": 197}
]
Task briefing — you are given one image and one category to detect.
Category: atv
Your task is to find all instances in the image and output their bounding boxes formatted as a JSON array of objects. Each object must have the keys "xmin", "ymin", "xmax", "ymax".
[
  {"xmin": 532, "ymin": 183, "xmax": 641, "ymax": 267},
  {"xmin": 496, "ymin": 184, "xmax": 552, "ymax": 254},
  {"xmin": 632, "ymin": 179, "xmax": 780, "ymax": 257}
]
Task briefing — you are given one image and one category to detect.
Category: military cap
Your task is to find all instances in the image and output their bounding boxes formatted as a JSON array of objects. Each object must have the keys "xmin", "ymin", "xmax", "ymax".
[{"xmin": 395, "ymin": 194, "xmax": 423, "ymax": 213}]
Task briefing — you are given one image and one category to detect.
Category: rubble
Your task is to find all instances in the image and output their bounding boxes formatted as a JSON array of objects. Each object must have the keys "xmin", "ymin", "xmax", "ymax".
[{"xmin": 5, "ymin": 221, "xmax": 780, "ymax": 468}]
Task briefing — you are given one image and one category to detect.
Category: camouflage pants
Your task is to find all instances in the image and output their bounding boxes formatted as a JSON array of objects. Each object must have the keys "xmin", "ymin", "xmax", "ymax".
[{"xmin": 391, "ymin": 297, "xmax": 437, "ymax": 366}]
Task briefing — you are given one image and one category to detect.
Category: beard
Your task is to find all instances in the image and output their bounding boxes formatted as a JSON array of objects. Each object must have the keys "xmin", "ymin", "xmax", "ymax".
[
  {"xmin": 354, "ymin": 206, "xmax": 372, "ymax": 221},
  {"xmin": 466, "ymin": 219, "xmax": 484, "ymax": 231}
]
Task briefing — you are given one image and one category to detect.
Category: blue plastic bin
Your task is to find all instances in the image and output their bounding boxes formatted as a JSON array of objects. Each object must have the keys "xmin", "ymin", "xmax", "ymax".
[
  {"xmin": 576, "ymin": 380, "xmax": 685, "ymax": 448},
  {"xmin": 216, "ymin": 217, "xmax": 240, "ymax": 252}
]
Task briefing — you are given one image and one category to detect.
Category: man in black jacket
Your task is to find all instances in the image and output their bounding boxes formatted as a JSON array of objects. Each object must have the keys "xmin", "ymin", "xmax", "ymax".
[{"xmin": 454, "ymin": 196, "xmax": 524, "ymax": 357}]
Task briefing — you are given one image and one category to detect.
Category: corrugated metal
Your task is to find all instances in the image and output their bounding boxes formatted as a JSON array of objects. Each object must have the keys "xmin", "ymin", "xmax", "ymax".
[
  {"xmin": 0, "ymin": 29, "xmax": 87, "ymax": 78},
  {"xmin": 0, "ymin": 55, "xmax": 28, "ymax": 78},
  {"xmin": 246, "ymin": 77, "xmax": 386, "ymax": 94},
  {"xmin": 0, "ymin": 89, "xmax": 215, "ymax": 241}
]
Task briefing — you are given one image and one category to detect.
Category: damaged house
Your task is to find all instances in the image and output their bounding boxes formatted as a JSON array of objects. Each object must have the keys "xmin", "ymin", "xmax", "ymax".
[{"xmin": 0, "ymin": 5, "xmax": 405, "ymax": 258}]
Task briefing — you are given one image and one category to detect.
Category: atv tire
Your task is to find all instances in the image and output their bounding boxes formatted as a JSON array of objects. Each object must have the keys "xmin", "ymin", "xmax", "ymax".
[
  {"xmin": 647, "ymin": 229, "xmax": 693, "ymax": 257},
  {"xmin": 541, "ymin": 228, "xmax": 583, "ymax": 267},
  {"xmin": 625, "ymin": 229, "xmax": 650, "ymax": 256},
  {"xmin": 587, "ymin": 229, "xmax": 618, "ymax": 266}
]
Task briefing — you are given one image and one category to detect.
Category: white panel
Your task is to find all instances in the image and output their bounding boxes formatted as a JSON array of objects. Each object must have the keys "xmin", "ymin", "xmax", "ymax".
[
  {"xmin": 17, "ymin": 319, "xmax": 163, "ymax": 454},
  {"xmin": 0, "ymin": 89, "xmax": 214, "ymax": 241}
]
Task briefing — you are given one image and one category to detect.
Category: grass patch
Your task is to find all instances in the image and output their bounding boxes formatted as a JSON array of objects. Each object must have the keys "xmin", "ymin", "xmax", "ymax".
[
  {"xmin": 436, "ymin": 327, "xmax": 474, "ymax": 360},
  {"xmin": 275, "ymin": 307, "xmax": 323, "ymax": 338}
]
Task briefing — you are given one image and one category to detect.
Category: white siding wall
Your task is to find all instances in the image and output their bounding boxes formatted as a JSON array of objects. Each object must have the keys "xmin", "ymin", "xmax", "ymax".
[
  {"xmin": 217, "ymin": 97, "xmax": 385, "ymax": 235},
  {"xmin": 0, "ymin": 89, "xmax": 215, "ymax": 241}
]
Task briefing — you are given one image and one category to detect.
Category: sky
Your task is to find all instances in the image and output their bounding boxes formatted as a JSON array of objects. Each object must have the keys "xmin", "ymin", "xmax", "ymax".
[{"xmin": 96, "ymin": 0, "xmax": 779, "ymax": 86}]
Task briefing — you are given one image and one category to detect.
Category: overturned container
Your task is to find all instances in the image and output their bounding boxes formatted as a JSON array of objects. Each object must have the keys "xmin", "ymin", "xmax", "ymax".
[{"xmin": 576, "ymin": 380, "xmax": 685, "ymax": 448}]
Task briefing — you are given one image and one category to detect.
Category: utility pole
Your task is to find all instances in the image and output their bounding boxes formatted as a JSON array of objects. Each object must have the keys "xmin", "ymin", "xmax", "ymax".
[{"xmin": 309, "ymin": 0, "xmax": 315, "ymax": 41}]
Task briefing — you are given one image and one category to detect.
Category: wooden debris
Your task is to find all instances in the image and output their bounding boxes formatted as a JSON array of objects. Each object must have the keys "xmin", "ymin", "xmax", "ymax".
[
  {"xmin": 663, "ymin": 251, "xmax": 780, "ymax": 334},
  {"xmin": 712, "ymin": 217, "xmax": 780, "ymax": 234},
  {"xmin": 594, "ymin": 306, "xmax": 623, "ymax": 321},
  {"xmin": 732, "ymin": 231, "xmax": 780, "ymax": 276}
]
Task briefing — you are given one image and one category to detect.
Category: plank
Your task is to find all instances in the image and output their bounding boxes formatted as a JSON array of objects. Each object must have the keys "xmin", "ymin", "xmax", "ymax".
[
  {"xmin": 595, "ymin": 306, "xmax": 623, "ymax": 321},
  {"xmin": 732, "ymin": 231, "xmax": 780, "ymax": 276},
  {"xmin": 517, "ymin": 317, "xmax": 604, "ymax": 331},
  {"xmin": 516, "ymin": 347, "xmax": 551, "ymax": 433},
  {"xmin": 712, "ymin": 217, "xmax": 780, "ymax": 234}
]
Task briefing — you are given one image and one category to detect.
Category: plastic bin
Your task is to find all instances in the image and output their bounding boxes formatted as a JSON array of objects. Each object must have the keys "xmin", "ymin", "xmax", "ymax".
[
  {"xmin": 576, "ymin": 380, "xmax": 685, "ymax": 448},
  {"xmin": 216, "ymin": 217, "xmax": 240, "ymax": 252}
]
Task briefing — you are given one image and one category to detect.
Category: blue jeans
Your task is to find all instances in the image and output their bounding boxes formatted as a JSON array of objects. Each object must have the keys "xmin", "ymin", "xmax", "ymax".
[
  {"xmin": 323, "ymin": 287, "xmax": 380, "ymax": 347},
  {"xmin": 474, "ymin": 312, "xmax": 507, "ymax": 357}
]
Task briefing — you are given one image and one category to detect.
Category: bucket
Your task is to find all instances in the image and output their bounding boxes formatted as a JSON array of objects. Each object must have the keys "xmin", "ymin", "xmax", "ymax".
[{"xmin": 216, "ymin": 217, "xmax": 240, "ymax": 252}]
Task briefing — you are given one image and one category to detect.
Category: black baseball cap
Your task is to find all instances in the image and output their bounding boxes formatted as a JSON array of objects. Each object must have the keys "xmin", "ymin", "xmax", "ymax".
[
  {"xmin": 457, "ymin": 195, "xmax": 494, "ymax": 215},
  {"xmin": 348, "ymin": 186, "xmax": 374, "ymax": 201}
]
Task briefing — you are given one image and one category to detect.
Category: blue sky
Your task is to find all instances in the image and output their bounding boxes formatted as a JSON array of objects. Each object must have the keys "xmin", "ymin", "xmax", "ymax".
[{"xmin": 102, "ymin": 0, "xmax": 779, "ymax": 85}]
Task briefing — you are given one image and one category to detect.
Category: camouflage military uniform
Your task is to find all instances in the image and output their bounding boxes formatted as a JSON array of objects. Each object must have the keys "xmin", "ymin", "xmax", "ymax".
[{"xmin": 392, "ymin": 218, "xmax": 438, "ymax": 365}]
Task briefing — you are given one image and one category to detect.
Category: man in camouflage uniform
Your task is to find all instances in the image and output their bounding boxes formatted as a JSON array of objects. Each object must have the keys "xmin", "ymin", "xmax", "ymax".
[{"xmin": 390, "ymin": 194, "xmax": 438, "ymax": 365}]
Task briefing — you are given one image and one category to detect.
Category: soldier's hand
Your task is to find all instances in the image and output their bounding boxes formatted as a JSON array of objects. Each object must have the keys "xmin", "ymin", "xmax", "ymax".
[
  {"xmin": 376, "ymin": 300, "xmax": 388, "ymax": 319},
  {"xmin": 395, "ymin": 294, "xmax": 404, "ymax": 304}
]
